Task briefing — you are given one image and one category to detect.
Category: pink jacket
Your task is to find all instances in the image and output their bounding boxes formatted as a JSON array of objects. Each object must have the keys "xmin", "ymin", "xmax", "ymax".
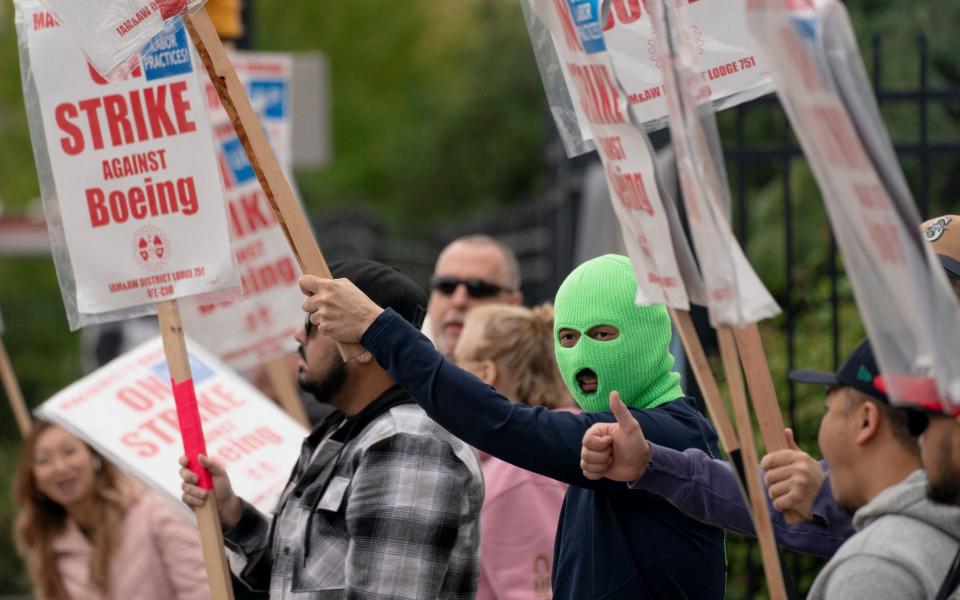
[
  {"xmin": 476, "ymin": 451, "xmax": 567, "ymax": 600},
  {"xmin": 52, "ymin": 488, "xmax": 210, "ymax": 600}
]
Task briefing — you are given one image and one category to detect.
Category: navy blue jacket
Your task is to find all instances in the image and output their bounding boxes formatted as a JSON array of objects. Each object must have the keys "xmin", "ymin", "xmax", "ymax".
[{"xmin": 362, "ymin": 309, "xmax": 726, "ymax": 599}]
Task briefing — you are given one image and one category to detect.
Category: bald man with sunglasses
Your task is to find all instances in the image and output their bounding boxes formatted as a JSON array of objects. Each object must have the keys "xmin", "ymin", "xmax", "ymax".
[{"xmin": 428, "ymin": 235, "xmax": 523, "ymax": 357}]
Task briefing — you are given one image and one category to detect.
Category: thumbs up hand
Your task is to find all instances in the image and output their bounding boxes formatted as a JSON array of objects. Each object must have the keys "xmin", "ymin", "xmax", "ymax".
[
  {"xmin": 760, "ymin": 428, "xmax": 825, "ymax": 522},
  {"xmin": 580, "ymin": 391, "xmax": 652, "ymax": 482}
]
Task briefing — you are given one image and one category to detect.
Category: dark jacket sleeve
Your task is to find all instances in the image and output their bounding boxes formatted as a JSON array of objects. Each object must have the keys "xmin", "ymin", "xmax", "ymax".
[
  {"xmin": 632, "ymin": 444, "xmax": 855, "ymax": 557},
  {"xmin": 222, "ymin": 500, "xmax": 274, "ymax": 592},
  {"xmin": 362, "ymin": 309, "xmax": 713, "ymax": 490}
]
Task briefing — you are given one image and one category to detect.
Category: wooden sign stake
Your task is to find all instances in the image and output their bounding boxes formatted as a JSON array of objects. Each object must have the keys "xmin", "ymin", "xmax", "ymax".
[
  {"xmin": 157, "ymin": 300, "xmax": 235, "ymax": 600},
  {"xmin": 183, "ymin": 8, "xmax": 364, "ymax": 362},
  {"xmin": 718, "ymin": 326, "xmax": 788, "ymax": 600},
  {"xmin": 0, "ymin": 338, "xmax": 31, "ymax": 438},
  {"xmin": 265, "ymin": 357, "xmax": 310, "ymax": 429},
  {"xmin": 732, "ymin": 324, "xmax": 789, "ymax": 453}
]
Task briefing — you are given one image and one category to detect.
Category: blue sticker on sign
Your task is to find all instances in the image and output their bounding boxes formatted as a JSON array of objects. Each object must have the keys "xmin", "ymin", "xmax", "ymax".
[
  {"xmin": 248, "ymin": 80, "xmax": 288, "ymax": 119},
  {"xmin": 222, "ymin": 138, "xmax": 256, "ymax": 184},
  {"xmin": 150, "ymin": 354, "xmax": 215, "ymax": 385},
  {"xmin": 791, "ymin": 16, "xmax": 818, "ymax": 41},
  {"xmin": 567, "ymin": 0, "xmax": 606, "ymax": 54},
  {"xmin": 141, "ymin": 17, "xmax": 193, "ymax": 81}
]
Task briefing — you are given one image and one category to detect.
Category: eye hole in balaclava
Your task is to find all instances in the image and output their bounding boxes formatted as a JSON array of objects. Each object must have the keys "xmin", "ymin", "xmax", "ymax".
[{"xmin": 554, "ymin": 255, "xmax": 683, "ymax": 413}]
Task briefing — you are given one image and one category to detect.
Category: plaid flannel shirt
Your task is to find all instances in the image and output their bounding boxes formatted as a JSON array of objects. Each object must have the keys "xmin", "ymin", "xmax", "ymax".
[{"xmin": 224, "ymin": 388, "xmax": 483, "ymax": 599}]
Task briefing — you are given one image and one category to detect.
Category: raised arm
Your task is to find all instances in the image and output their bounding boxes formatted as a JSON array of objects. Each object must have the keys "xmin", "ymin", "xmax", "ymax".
[{"xmin": 301, "ymin": 276, "xmax": 716, "ymax": 489}]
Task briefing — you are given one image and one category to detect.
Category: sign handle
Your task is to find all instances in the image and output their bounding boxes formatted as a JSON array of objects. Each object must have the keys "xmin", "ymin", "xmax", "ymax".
[
  {"xmin": 265, "ymin": 357, "xmax": 310, "ymax": 429},
  {"xmin": 157, "ymin": 300, "xmax": 235, "ymax": 600},
  {"xmin": 669, "ymin": 309, "xmax": 738, "ymax": 452},
  {"xmin": 182, "ymin": 8, "xmax": 364, "ymax": 362},
  {"xmin": 718, "ymin": 327, "xmax": 788, "ymax": 600},
  {"xmin": 0, "ymin": 338, "xmax": 31, "ymax": 438}
]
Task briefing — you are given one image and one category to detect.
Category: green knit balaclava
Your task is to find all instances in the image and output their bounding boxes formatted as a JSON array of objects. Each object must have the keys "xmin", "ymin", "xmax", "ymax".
[{"xmin": 554, "ymin": 254, "xmax": 683, "ymax": 412}]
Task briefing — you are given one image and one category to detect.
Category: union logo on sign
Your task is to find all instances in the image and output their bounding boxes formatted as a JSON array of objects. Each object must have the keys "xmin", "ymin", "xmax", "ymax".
[{"xmin": 132, "ymin": 225, "xmax": 170, "ymax": 272}]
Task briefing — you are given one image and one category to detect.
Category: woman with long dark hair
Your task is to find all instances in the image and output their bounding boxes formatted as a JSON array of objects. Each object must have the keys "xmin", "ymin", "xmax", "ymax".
[{"xmin": 14, "ymin": 420, "xmax": 209, "ymax": 599}]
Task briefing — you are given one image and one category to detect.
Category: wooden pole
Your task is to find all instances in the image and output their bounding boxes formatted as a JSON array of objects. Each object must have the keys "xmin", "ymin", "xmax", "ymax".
[
  {"xmin": 265, "ymin": 357, "xmax": 310, "ymax": 429},
  {"xmin": 183, "ymin": 8, "xmax": 364, "ymax": 362},
  {"xmin": 717, "ymin": 327, "xmax": 788, "ymax": 600},
  {"xmin": 732, "ymin": 324, "xmax": 789, "ymax": 453},
  {"xmin": 0, "ymin": 338, "xmax": 31, "ymax": 438},
  {"xmin": 157, "ymin": 301, "xmax": 235, "ymax": 600},
  {"xmin": 669, "ymin": 308, "xmax": 739, "ymax": 452}
]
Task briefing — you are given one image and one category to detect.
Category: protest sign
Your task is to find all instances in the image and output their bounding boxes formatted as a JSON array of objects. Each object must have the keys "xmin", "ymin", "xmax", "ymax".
[
  {"xmin": 180, "ymin": 51, "xmax": 304, "ymax": 375},
  {"xmin": 603, "ymin": 0, "xmax": 773, "ymax": 130},
  {"xmin": 648, "ymin": 0, "xmax": 779, "ymax": 328},
  {"xmin": 36, "ymin": 335, "xmax": 307, "ymax": 513},
  {"xmin": 43, "ymin": 2, "xmax": 362, "ymax": 363},
  {"xmin": 19, "ymin": 4, "xmax": 241, "ymax": 594},
  {"xmin": 746, "ymin": 0, "xmax": 960, "ymax": 410},
  {"xmin": 522, "ymin": 0, "xmax": 774, "ymax": 157},
  {"xmin": 17, "ymin": 2, "xmax": 237, "ymax": 328},
  {"xmin": 529, "ymin": 0, "xmax": 690, "ymax": 310},
  {"xmin": 0, "ymin": 307, "xmax": 32, "ymax": 437}
]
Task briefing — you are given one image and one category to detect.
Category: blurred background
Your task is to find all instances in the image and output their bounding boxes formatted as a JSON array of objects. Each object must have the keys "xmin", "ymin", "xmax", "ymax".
[{"xmin": 0, "ymin": 0, "xmax": 958, "ymax": 596}]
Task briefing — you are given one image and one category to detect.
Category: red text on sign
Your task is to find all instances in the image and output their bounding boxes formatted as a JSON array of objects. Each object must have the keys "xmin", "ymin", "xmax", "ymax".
[
  {"xmin": 86, "ymin": 175, "xmax": 198, "ymax": 228},
  {"xmin": 56, "ymin": 82, "xmax": 197, "ymax": 155},
  {"xmin": 568, "ymin": 63, "xmax": 625, "ymax": 125}
]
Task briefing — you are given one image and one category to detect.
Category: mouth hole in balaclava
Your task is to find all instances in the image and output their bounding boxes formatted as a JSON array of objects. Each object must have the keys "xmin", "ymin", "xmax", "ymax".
[{"xmin": 576, "ymin": 368, "xmax": 598, "ymax": 394}]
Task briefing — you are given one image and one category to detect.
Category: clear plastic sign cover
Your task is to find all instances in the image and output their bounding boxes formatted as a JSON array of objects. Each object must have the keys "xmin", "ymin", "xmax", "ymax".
[
  {"xmin": 39, "ymin": 0, "xmax": 207, "ymax": 77},
  {"xmin": 745, "ymin": 0, "xmax": 960, "ymax": 409}
]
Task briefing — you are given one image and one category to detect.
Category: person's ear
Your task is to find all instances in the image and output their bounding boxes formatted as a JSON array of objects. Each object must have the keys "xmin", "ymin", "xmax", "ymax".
[
  {"xmin": 478, "ymin": 359, "xmax": 499, "ymax": 387},
  {"xmin": 854, "ymin": 401, "xmax": 881, "ymax": 445},
  {"xmin": 354, "ymin": 351, "xmax": 374, "ymax": 365}
]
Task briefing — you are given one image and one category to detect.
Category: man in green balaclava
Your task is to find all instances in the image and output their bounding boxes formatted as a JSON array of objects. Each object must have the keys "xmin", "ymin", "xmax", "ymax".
[
  {"xmin": 299, "ymin": 254, "xmax": 727, "ymax": 599},
  {"xmin": 554, "ymin": 254, "xmax": 683, "ymax": 412}
]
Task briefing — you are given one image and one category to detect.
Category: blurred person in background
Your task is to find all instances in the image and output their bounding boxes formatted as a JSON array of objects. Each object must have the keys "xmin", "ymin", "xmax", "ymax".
[
  {"xmin": 453, "ymin": 303, "xmax": 574, "ymax": 599},
  {"xmin": 13, "ymin": 421, "xmax": 209, "ymax": 600},
  {"xmin": 428, "ymin": 235, "xmax": 524, "ymax": 357}
]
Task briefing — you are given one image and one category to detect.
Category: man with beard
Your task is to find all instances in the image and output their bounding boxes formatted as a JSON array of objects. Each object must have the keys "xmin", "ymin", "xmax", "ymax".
[
  {"xmin": 179, "ymin": 259, "xmax": 483, "ymax": 599},
  {"xmin": 427, "ymin": 235, "xmax": 523, "ymax": 357}
]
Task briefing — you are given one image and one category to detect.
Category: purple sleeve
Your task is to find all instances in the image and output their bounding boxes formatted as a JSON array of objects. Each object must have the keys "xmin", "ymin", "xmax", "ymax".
[{"xmin": 629, "ymin": 444, "xmax": 854, "ymax": 558}]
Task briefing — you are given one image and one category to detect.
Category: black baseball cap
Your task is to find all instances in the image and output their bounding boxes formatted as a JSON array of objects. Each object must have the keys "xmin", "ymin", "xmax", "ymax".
[
  {"xmin": 789, "ymin": 339, "xmax": 888, "ymax": 403},
  {"xmin": 329, "ymin": 259, "xmax": 427, "ymax": 330}
]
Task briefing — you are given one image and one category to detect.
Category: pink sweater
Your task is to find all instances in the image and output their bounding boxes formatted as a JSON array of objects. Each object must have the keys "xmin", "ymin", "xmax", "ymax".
[
  {"xmin": 52, "ymin": 488, "xmax": 210, "ymax": 600},
  {"xmin": 476, "ymin": 451, "xmax": 567, "ymax": 600}
]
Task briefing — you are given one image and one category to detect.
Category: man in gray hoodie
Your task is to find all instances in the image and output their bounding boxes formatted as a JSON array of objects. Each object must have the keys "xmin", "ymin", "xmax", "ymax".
[
  {"xmin": 779, "ymin": 340, "xmax": 960, "ymax": 599},
  {"xmin": 581, "ymin": 338, "xmax": 960, "ymax": 598}
]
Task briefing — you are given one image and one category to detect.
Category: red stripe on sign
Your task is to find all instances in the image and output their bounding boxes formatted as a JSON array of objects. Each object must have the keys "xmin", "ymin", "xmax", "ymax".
[
  {"xmin": 157, "ymin": 0, "xmax": 188, "ymax": 20},
  {"xmin": 172, "ymin": 378, "xmax": 213, "ymax": 490}
]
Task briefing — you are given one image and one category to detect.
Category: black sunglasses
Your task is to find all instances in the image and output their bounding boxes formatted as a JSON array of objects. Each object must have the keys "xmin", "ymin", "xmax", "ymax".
[{"xmin": 430, "ymin": 276, "xmax": 511, "ymax": 299}]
